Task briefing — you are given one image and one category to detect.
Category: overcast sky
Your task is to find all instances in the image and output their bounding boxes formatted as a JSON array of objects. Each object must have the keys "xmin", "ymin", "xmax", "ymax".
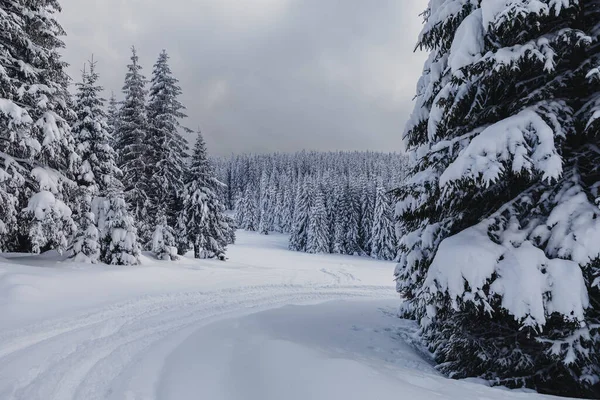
[{"xmin": 58, "ymin": 0, "xmax": 428, "ymax": 155}]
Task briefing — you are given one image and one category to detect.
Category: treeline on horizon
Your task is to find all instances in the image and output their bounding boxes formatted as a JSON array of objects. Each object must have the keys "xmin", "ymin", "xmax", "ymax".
[{"xmin": 213, "ymin": 151, "xmax": 408, "ymax": 260}]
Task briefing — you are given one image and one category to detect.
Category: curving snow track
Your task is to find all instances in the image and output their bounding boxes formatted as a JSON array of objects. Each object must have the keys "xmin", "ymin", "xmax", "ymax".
[
  {"xmin": 0, "ymin": 284, "xmax": 394, "ymax": 400},
  {"xmin": 0, "ymin": 231, "xmax": 399, "ymax": 400}
]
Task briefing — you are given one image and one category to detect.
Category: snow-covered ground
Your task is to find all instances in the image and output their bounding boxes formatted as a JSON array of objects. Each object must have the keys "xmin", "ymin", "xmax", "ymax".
[{"xmin": 0, "ymin": 231, "xmax": 571, "ymax": 399}]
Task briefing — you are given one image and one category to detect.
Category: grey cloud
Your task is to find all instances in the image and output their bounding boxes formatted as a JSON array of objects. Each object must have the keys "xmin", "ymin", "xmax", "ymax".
[{"xmin": 59, "ymin": 0, "xmax": 428, "ymax": 155}]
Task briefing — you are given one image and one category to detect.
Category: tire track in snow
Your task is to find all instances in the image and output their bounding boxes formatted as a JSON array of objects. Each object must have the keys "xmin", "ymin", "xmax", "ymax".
[{"xmin": 0, "ymin": 284, "xmax": 394, "ymax": 400}]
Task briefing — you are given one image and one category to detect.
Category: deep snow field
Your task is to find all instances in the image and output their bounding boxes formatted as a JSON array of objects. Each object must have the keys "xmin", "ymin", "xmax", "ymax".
[{"xmin": 0, "ymin": 231, "xmax": 572, "ymax": 400}]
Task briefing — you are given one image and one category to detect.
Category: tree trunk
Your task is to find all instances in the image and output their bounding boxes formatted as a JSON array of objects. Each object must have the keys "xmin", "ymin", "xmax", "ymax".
[{"xmin": 193, "ymin": 241, "xmax": 200, "ymax": 259}]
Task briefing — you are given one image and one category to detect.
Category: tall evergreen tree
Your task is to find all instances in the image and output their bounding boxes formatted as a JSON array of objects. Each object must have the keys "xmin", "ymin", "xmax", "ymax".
[
  {"xmin": 72, "ymin": 60, "xmax": 121, "ymax": 196},
  {"xmin": 306, "ymin": 188, "xmax": 330, "ymax": 254},
  {"xmin": 106, "ymin": 91, "xmax": 119, "ymax": 147},
  {"xmin": 289, "ymin": 178, "xmax": 311, "ymax": 252},
  {"xmin": 146, "ymin": 49, "xmax": 189, "ymax": 227},
  {"xmin": 98, "ymin": 188, "xmax": 141, "ymax": 266},
  {"xmin": 0, "ymin": 0, "xmax": 78, "ymax": 253},
  {"xmin": 236, "ymin": 186, "xmax": 258, "ymax": 231},
  {"xmin": 358, "ymin": 177, "xmax": 374, "ymax": 255},
  {"xmin": 394, "ymin": 1, "xmax": 600, "ymax": 396},
  {"xmin": 70, "ymin": 60, "xmax": 108, "ymax": 262},
  {"xmin": 370, "ymin": 183, "xmax": 395, "ymax": 261},
  {"xmin": 258, "ymin": 170, "xmax": 275, "ymax": 234},
  {"xmin": 332, "ymin": 181, "xmax": 349, "ymax": 254},
  {"xmin": 344, "ymin": 181, "xmax": 361, "ymax": 255},
  {"xmin": 152, "ymin": 209, "xmax": 178, "ymax": 260},
  {"xmin": 178, "ymin": 132, "xmax": 233, "ymax": 259},
  {"xmin": 116, "ymin": 46, "xmax": 149, "ymax": 239}
]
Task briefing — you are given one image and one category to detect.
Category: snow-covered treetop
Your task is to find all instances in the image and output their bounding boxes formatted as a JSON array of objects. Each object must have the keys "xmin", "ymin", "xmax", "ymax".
[{"xmin": 73, "ymin": 58, "xmax": 122, "ymax": 195}]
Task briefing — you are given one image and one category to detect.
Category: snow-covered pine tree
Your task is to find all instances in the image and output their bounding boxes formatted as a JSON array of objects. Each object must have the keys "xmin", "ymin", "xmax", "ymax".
[
  {"xmin": 234, "ymin": 195, "xmax": 245, "ymax": 226},
  {"xmin": 116, "ymin": 46, "xmax": 150, "ymax": 240},
  {"xmin": 152, "ymin": 209, "xmax": 178, "ymax": 260},
  {"xmin": 332, "ymin": 180, "xmax": 349, "ymax": 254},
  {"xmin": 146, "ymin": 50, "xmax": 189, "ymax": 227},
  {"xmin": 223, "ymin": 213, "xmax": 237, "ymax": 245},
  {"xmin": 106, "ymin": 92, "xmax": 119, "ymax": 148},
  {"xmin": 358, "ymin": 176, "xmax": 374, "ymax": 255},
  {"xmin": 70, "ymin": 59, "xmax": 120, "ymax": 262},
  {"xmin": 99, "ymin": 188, "xmax": 141, "ymax": 265},
  {"xmin": 0, "ymin": 0, "xmax": 79, "ymax": 253},
  {"xmin": 344, "ymin": 180, "xmax": 361, "ymax": 255},
  {"xmin": 258, "ymin": 170, "xmax": 274, "ymax": 234},
  {"xmin": 273, "ymin": 179, "xmax": 285, "ymax": 232},
  {"xmin": 71, "ymin": 202, "xmax": 100, "ymax": 263},
  {"xmin": 281, "ymin": 173, "xmax": 295, "ymax": 233},
  {"xmin": 306, "ymin": 187, "xmax": 330, "ymax": 254},
  {"xmin": 394, "ymin": 1, "xmax": 600, "ymax": 396},
  {"xmin": 179, "ymin": 132, "xmax": 232, "ymax": 260},
  {"xmin": 238, "ymin": 186, "xmax": 258, "ymax": 231},
  {"xmin": 370, "ymin": 183, "xmax": 395, "ymax": 261},
  {"xmin": 72, "ymin": 60, "xmax": 122, "ymax": 195},
  {"xmin": 289, "ymin": 178, "xmax": 311, "ymax": 252}
]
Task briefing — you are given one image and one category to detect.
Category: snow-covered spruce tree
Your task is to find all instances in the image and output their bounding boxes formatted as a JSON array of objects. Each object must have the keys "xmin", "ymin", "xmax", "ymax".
[
  {"xmin": 237, "ymin": 186, "xmax": 258, "ymax": 231},
  {"xmin": 234, "ymin": 193, "xmax": 246, "ymax": 227},
  {"xmin": 71, "ymin": 202, "xmax": 100, "ymax": 263},
  {"xmin": 281, "ymin": 173, "xmax": 295, "ymax": 233},
  {"xmin": 0, "ymin": 0, "xmax": 79, "ymax": 253},
  {"xmin": 152, "ymin": 209, "xmax": 178, "ymax": 260},
  {"xmin": 289, "ymin": 178, "xmax": 311, "ymax": 252},
  {"xmin": 223, "ymin": 212, "xmax": 237, "ymax": 245},
  {"xmin": 99, "ymin": 187, "xmax": 141, "ymax": 265},
  {"xmin": 344, "ymin": 181, "xmax": 361, "ymax": 255},
  {"xmin": 273, "ymin": 184, "xmax": 285, "ymax": 231},
  {"xmin": 258, "ymin": 170, "xmax": 275, "ymax": 234},
  {"xmin": 70, "ymin": 60, "xmax": 120, "ymax": 262},
  {"xmin": 332, "ymin": 180, "xmax": 349, "ymax": 254},
  {"xmin": 306, "ymin": 188, "xmax": 330, "ymax": 254},
  {"xmin": 394, "ymin": 1, "xmax": 600, "ymax": 396},
  {"xmin": 174, "ymin": 201, "xmax": 190, "ymax": 256},
  {"xmin": 358, "ymin": 177, "xmax": 374, "ymax": 255},
  {"xmin": 106, "ymin": 92, "xmax": 119, "ymax": 148},
  {"xmin": 145, "ymin": 50, "xmax": 189, "ymax": 227},
  {"xmin": 370, "ymin": 183, "xmax": 395, "ymax": 261},
  {"xmin": 74, "ymin": 62, "xmax": 123, "ymax": 193},
  {"xmin": 116, "ymin": 46, "xmax": 150, "ymax": 241},
  {"xmin": 179, "ymin": 132, "xmax": 232, "ymax": 260}
]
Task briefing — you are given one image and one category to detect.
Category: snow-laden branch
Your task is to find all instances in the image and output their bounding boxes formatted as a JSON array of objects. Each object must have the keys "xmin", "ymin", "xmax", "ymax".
[{"xmin": 439, "ymin": 107, "xmax": 563, "ymax": 187}]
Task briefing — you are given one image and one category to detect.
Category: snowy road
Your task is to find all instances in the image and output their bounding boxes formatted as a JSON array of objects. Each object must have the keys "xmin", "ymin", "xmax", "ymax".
[{"xmin": 0, "ymin": 231, "xmax": 571, "ymax": 399}]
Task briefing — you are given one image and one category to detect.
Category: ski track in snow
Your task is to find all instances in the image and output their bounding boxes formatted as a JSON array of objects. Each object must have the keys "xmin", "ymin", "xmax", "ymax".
[{"xmin": 0, "ymin": 284, "xmax": 392, "ymax": 400}]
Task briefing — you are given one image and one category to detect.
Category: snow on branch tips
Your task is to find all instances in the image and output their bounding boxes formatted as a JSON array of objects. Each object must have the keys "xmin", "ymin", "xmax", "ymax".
[
  {"xmin": 480, "ymin": 0, "xmax": 577, "ymax": 31},
  {"xmin": 448, "ymin": 8, "xmax": 484, "ymax": 73},
  {"xmin": 0, "ymin": 98, "xmax": 33, "ymax": 127},
  {"xmin": 439, "ymin": 108, "xmax": 563, "ymax": 187},
  {"xmin": 25, "ymin": 191, "xmax": 72, "ymax": 221},
  {"xmin": 425, "ymin": 220, "xmax": 588, "ymax": 330},
  {"xmin": 31, "ymin": 167, "xmax": 70, "ymax": 194}
]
